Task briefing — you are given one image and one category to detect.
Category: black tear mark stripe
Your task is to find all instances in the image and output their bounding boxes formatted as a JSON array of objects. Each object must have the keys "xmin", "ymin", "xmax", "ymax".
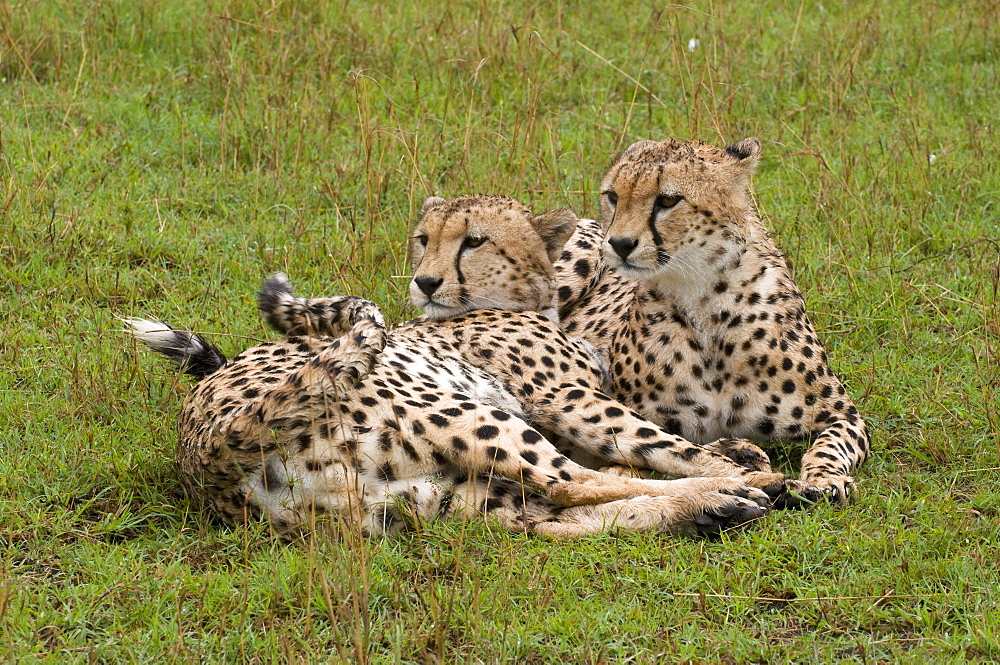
[
  {"xmin": 455, "ymin": 249, "xmax": 466, "ymax": 284},
  {"xmin": 647, "ymin": 164, "xmax": 665, "ymax": 246}
]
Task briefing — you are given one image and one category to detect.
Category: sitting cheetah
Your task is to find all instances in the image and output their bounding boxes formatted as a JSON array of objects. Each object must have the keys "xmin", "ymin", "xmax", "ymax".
[
  {"xmin": 555, "ymin": 138, "xmax": 870, "ymax": 503},
  {"xmin": 126, "ymin": 195, "xmax": 787, "ymax": 539}
]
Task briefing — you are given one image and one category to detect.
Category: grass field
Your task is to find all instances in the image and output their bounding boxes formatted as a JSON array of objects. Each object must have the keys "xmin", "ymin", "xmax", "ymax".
[{"xmin": 2, "ymin": 0, "xmax": 999, "ymax": 661}]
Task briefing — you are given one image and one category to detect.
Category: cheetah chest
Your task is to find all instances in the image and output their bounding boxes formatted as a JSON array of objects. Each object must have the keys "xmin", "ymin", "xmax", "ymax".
[{"xmin": 608, "ymin": 318, "xmax": 787, "ymax": 444}]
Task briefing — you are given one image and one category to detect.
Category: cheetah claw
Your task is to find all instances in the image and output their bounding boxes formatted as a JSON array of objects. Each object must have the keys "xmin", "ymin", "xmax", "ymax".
[
  {"xmin": 744, "ymin": 472, "xmax": 789, "ymax": 501},
  {"xmin": 772, "ymin": 476, "xmax": 854, "ymax": 509},
  {"xmin": 729, "ymin": 485, "xmax": 771, "ymax": 508}
]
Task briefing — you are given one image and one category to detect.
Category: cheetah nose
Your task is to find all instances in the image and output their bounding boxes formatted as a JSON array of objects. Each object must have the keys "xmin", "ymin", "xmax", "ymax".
[
  {"xmin": 608, "ymin": 237, "xmax": 638, "ymax": 260},
  {"xmin": 414, "ymin": 276, "xmax": 443, "ymax": 296}
]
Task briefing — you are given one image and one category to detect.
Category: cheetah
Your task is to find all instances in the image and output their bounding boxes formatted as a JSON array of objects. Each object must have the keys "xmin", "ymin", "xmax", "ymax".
[
  {"xmin": 126, "ymin": 194, "xmax": 788, "ymax": 539},
  {"xmin": 554, "ymin": 138, "xmax": 870, "ymax": 504}
]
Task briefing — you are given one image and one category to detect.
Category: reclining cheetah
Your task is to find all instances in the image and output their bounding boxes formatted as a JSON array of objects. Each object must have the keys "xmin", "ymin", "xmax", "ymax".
[
  {"xmin": 126, "ymin": 195, "xmax": 787, "ymax": 539},
  {"xmin": 555, "ymin": 138, "xmax": 870, "ymax": 503}
]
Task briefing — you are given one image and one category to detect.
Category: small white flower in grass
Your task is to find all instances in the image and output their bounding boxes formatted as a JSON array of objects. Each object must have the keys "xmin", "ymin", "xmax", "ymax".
[
  {"xmin": 928, "ymin": 154, "xmax": 937, "ymax": 165},
  {"xmin": 688, "ymin": 38, "xmax": 699, "ymax": 52}
]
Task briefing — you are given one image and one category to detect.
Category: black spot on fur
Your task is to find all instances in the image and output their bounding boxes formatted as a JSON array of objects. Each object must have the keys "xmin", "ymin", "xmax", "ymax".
[
  {"xmin": 486, "ymin": 446, "xmax": 508, "ymax": 462},
  {"xmin": 476, "ymin": 425, "xmax": 500, "ymax": 440}
]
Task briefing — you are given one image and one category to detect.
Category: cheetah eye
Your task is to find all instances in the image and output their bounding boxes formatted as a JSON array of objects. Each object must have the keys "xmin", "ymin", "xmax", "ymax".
[
  {"xmin": 603, "ymin": 191, "xmax": 618, "ymax": 206},
  {"xmin": 415, "ymin": 234, "xmax": 428, "ymax": 247},
  {"xmin": 463, "ymin": 236, "xmax": 486, "ymax": 249},
  {"xmin": 654, "ymin": 194, "xmax": 683, "ymax": 210}
]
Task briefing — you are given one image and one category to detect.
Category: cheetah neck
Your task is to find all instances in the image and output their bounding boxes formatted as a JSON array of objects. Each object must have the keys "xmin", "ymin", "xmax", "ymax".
[{"xmin": 638, "ymin": 213, "xmax": 790, "ymax": 330}]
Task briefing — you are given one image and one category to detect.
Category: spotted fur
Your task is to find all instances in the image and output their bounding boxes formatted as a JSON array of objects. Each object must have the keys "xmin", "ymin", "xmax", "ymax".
[
  {"xmin": 128, "ymin": 195, "xmax": 786, "ymax": 539},
  {"xmin": 555, "ymin": 138, "xmax": 870, "ymax": 504}
]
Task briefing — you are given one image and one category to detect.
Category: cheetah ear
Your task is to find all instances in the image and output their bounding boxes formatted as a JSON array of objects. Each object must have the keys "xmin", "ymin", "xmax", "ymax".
[
  {"xmin": 531, "ymin": 208, "xmax": 578, "ymax": 263},
  {"xmin": 420, "ymin": 196, "xmax": 447, "ymax": 216},
  {"xmin": 724, "ymin": 137, "xmax": 762, "ymax": 174}
]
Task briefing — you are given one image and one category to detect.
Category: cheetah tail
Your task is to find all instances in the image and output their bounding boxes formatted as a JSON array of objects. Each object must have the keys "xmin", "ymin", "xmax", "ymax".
[{"xmin": 122, "ymin": 318, "xmax": 227, "ymax": 380}]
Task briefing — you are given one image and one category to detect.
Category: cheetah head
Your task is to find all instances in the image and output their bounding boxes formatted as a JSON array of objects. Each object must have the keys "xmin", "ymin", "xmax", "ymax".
[
  {"xmin": 409, "ymin": 194, "xmax": 577, "ymax": 321},
  {"xmin": 599, "ymin": 137, "xmax": 762, "ymax": 281}
]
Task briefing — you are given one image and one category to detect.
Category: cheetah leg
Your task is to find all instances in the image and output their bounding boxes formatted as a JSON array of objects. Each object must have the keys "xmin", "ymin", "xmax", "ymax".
[
  {"xmin": 448, "ymin": 477, "xmax": 768, "ymax": 538},
  {"xmin": 598, "ymin": 437, "xmax": 771, "ymax": 478},
  {"xmin": 399, "ymin": 404, "xmax": 771, "ymax": 508},
  {"xmin": 779, "ymin": 414, "xmax": 870, "ymax": 507},
  {"xmin": 221, "ymin": 274, "xmax": 389, "ymax": 442},
  {"xmin": 257, "ymin": 273, "xmax": 388, "ymax": 341},
  {"xmin": 222, "ymin": 327, "xmax": 387, "ymax": 443},
  {"xmin": 531, "ymin": 383, "xmax": 787, "ymax": 498},
  {"xmin": 596, "ymin": 465, "xmax": 652, "ymax": 479}
]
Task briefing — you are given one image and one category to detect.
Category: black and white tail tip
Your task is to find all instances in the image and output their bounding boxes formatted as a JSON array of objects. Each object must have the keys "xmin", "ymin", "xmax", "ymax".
[{"xmin": 122, "ymin": 317, "xmax": 227, "ymax": 380}]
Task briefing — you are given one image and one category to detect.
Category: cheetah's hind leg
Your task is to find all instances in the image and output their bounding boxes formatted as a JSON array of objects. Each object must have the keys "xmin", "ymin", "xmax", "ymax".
[
  {"xmin": 447, "ymin": 476, "xmax": 768, "ymax": 538},
  {"xmin": 257, "ymin": 273, "xmax": 387, "ymax": 340}
]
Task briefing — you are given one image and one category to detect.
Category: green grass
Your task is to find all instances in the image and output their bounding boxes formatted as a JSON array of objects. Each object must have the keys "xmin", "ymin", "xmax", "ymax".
[{"xmin": 2, "ymin": 0, "xmax": 998, "ymax": 661}]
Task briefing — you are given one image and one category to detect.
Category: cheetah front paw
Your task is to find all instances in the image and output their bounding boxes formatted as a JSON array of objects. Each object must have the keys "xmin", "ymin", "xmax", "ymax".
[
  {"xmin": 773, "ymin": 475, "xmax": 854, "ymax": 509},
  {"xmin": 809, "ymin": 475, "xmax": 854, "ymax": 504},
  {"xmin": 706, "ymin": 437, "xmax": 772, "ymax": 473}
]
